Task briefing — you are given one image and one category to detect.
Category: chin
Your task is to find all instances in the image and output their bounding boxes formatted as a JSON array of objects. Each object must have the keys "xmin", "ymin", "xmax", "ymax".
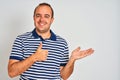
[{"xmin": 39, "ymin": 29, "xmax": 49, "ymax": 33}]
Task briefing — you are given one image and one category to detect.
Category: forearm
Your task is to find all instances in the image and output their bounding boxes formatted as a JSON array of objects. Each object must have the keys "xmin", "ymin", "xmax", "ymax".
[
  {"xmin": 8, "ymin": 54, "xmax": 36, "ymax": 78},
  {"xmin": 61, "ymin": 58, "xmax": 76, "ymax": 80}
]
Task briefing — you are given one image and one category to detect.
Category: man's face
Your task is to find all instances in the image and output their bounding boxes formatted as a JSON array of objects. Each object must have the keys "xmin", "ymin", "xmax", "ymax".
[{"xmin": 34, "ymin": 5, "xmax": 54, "ymax": 34}]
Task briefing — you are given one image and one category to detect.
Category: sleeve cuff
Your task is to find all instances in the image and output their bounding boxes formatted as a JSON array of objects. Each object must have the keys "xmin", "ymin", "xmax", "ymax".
[
  {"xmin": 60, "ymin": 63, "xmax": 67, "ymax": 66},
  {"xmin": 9, "ymin": 56, "xmax": 23, "ymax": 61}
]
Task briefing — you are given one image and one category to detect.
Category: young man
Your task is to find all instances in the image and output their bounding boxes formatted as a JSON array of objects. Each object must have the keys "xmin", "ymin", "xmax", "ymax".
[{"xmin": 8, "ymin": 3, "xmax": 94, "ymax": 80}]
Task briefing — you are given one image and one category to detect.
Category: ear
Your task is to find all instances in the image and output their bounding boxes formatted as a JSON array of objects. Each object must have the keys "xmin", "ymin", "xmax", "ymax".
[
  {"xmin": 51, "ymin": 18, "xmax": 54, "ymax": 23},
  {"xmin": 33, "ymin": 16, "xmax": 35, "ymax": 21}
]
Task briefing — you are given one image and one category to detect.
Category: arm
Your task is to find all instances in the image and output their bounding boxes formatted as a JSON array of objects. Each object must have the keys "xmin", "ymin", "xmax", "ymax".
[
  {"xmin": 60, "ymin": 47, "xmax": 94, "ymax": 80},
  {"xmin": 8, "ymin": 55, "xmax": 36, "ymax": 78},
  {"xmin": 60, "ymin": 57, "xmax": 75, "ymax": 80},
  {"xmin": 8, "ymin": 43, "xmax": 48, "ymax": 78}
]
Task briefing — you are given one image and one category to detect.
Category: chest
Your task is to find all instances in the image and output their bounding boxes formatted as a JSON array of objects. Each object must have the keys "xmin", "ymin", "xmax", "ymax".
[{"xmin": 22, "ymin": 40, "xmax": 65, "ymax": 62}]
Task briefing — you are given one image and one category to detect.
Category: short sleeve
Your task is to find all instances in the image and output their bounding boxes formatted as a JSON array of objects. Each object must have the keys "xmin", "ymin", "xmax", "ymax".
[
  {"xmin": 60, "ymin": 41, "xmax": 69, "ymax": 66},
  {"xmin": 9, "ymin": 36, "xmax": 24, "ymax": 61}
]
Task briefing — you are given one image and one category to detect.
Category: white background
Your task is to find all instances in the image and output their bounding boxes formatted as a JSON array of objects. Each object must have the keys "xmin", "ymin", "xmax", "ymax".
[{"xmin": 0, "ymin": 0, "xmax": 119, "ymax": 80}]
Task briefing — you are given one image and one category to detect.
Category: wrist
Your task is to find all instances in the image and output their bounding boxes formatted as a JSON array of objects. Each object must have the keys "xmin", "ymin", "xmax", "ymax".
[
  {"xmin": 69, "ymin": 56, "xmax": 76, "ymax": 62},
  {"xmin": 30, "ymin": 53, "xmax": 37, "ymax": 63}
]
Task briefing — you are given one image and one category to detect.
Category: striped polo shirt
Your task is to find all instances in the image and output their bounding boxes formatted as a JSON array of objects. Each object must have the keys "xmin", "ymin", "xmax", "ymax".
[{"xmin": 10, "ymin": 29, "xmax": 69, "ymax": 80}]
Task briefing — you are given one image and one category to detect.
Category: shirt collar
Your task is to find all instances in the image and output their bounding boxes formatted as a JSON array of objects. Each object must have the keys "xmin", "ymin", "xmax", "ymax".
[{"xmin": 32, "ymin": 28, "xmax": 56, "ymax": 41}]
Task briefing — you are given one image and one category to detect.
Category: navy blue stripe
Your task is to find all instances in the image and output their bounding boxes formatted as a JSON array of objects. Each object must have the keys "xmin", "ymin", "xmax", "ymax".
[{"xmin": 10, "ymin": 56, "xmax": 23, "ymax": 61}]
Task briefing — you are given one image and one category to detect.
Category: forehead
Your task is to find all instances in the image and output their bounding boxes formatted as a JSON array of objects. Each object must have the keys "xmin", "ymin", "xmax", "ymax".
[{"xmin": 35, "ymin": 5, "xmax": 52, "ymax": 15}]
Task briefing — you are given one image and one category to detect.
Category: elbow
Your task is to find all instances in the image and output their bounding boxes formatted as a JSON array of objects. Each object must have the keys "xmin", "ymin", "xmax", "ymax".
[
  {"xmin": 8, "ymin": 75, "xmax": 14, "ymax": 78},
  {"xmin": 8, "ymin": 71, "xmax": 14, "ymax": 78},
  {"xmin": 8, "ymin": 72, "xmax": 13, "ymax": 78},
  {"xmin": 61, "ymin": 76, "xmax": 69, "ymax": 80},
  {"xmin": 61, "ymin": 71, "xmax": 73, "ymax": 80},
  {"xmin": 8, "ymin": 69, "xmax": 17, "ymax": 78},
  {"xmin": 8, "ymin": 60, "xmax": 20, "ymax": 78},
  {"xmin": 61, "ymin": 74, "xmax": 69, "ymax": 80}
]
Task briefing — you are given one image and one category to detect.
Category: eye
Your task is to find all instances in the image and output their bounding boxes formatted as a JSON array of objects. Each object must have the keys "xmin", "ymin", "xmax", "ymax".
[
  {"xmin": 44, "ymin": 14, "xmax": 50, "ymax": 18},
  {"xmin": 35, "ymin": 14, "xmax": 41, "ymax": 17}
]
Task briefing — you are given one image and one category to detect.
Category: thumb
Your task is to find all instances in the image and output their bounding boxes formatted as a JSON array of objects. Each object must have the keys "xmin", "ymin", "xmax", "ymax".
[
  {"xmin": 38, "ymin": 42, "xmax": 42, "ymax": 49},
  {"xmin": 73, "ymin": 47, "xmax": 80, "ymax": 53},
  {"xmin": 76, "ymin": 47, "xmax": 80, "ymax": 51}
]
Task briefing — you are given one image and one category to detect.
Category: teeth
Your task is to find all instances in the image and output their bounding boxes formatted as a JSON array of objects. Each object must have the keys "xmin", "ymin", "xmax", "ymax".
[{"xmin": 40, "ymin": 23, "xmax": 44, "ymax": 26}]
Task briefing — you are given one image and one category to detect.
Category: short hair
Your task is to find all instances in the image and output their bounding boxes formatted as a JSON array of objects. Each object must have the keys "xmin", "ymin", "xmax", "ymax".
[{"xmin": 33, "ymin": 3, "xmax": 54, "ymax": 18}]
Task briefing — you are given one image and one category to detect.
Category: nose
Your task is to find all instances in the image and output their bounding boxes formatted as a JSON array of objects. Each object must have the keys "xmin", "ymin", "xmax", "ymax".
[{"xmin": 40, "ymin": 16, "xmax": 44, "ymax": 22}]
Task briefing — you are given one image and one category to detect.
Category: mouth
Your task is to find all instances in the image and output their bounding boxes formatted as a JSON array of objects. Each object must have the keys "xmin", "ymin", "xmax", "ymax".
[
  {"xmin": 40, "ymin": 23, "xmax": 44, "ymax": 26},
  {"xmin": 38, "ymin": 22, "xmax": 47, "ymax": 26}
]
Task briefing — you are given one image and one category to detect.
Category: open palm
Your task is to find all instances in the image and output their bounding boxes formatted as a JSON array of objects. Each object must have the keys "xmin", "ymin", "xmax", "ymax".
[{"xmin": 71, "ymin": 47, "xmax": 94, "ymax": 60}]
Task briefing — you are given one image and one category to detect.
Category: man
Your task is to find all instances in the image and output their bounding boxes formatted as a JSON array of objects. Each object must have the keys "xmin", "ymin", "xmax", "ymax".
[{"xmin": 8, "ymin": 3, "xmax": 94, "ymax": 80}]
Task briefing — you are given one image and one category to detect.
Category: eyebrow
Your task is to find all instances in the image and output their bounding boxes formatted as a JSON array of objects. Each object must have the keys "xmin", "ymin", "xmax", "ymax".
[
  {"xmin": 35, "ymin": 13, "xmax": 51, "ymax": 18},
  {"xmin": 44, "ymin": 14, "xmax": 50, "ymax": 17}
]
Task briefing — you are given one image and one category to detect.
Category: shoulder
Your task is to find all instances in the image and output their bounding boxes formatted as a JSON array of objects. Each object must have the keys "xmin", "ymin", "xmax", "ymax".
[
  {"xmin": 56, "ymin": 35, "xmax": 68, "ymax": 45},
  {"xmin": 56, "ymin": 35, "xmax": 66, "ymax": 41},
  {"xmin": 15, "ymin": 31, "xmax": 32, "ymax": 42}
]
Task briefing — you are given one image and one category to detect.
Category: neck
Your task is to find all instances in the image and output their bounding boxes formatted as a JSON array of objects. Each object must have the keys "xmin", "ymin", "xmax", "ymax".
[{"xmin": 36, "ymin": 29, "xmax": 51, "ymax": 39}]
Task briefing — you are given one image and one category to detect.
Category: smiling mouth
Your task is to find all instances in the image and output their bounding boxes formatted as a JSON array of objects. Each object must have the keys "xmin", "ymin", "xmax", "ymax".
[
  {"xmin": 40, "ymin": 23, "xmax": 44, "ymax": 26},
  {"xmin": 38, "ymin": 22, "xmax": 47, "ymax": 26}
]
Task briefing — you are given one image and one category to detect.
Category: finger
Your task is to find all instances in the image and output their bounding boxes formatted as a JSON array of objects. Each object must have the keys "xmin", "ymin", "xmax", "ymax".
[
  {"xmin": 75, "ymin": 47, "xmax": 81, "ymax": 51},
  {"xmin": 38, "ymin": 42, "xmax": 42, "ymax": 49},
  {"xmin": 89, "ymin": 49, "xmax": 94, "ymax": 54},
  {"xmin": 86, "ymin": 48, "xmax": 92, "ymax": 52},
  {"xmin": 86, "ymin": 48, "xmax": 94, "ymax": 55},
  {"xmin": 45, "ymin": 50, "xmax": 48, "ymax": 55}
]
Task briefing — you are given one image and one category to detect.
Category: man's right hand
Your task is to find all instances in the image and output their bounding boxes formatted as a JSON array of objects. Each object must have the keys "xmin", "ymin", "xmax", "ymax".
[{"xmin": 32, "ymin": 43, "xmax": 48, "ymax": 62}]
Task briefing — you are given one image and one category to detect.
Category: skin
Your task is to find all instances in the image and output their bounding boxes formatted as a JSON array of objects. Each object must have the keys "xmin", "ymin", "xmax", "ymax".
[
  {"xmin": 33, "ymin": 5, "xmax": 54, "ymax": 38},
  {"xmin": 8, "ymin": 5, "xmax": 94, "ymax": 80}
]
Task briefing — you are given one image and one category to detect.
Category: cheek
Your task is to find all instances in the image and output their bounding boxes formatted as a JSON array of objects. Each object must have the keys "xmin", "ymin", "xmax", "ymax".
[
  {"xmin": 49, "ymin": 19, "xmax": 53, "ymax": 24},
  {"xmin": 34, "ymin": 19, "xmax": 37, "ymax": 23}
]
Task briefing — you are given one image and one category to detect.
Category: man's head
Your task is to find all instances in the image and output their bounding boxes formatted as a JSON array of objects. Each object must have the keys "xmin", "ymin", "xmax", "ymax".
[
  {"xmin": 34, "ymin": 3, "xmax": 54, "ymax": 18},
  {"xmin": 33, "ymin": 3, "xmax": 54, "ymax": 34}
]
